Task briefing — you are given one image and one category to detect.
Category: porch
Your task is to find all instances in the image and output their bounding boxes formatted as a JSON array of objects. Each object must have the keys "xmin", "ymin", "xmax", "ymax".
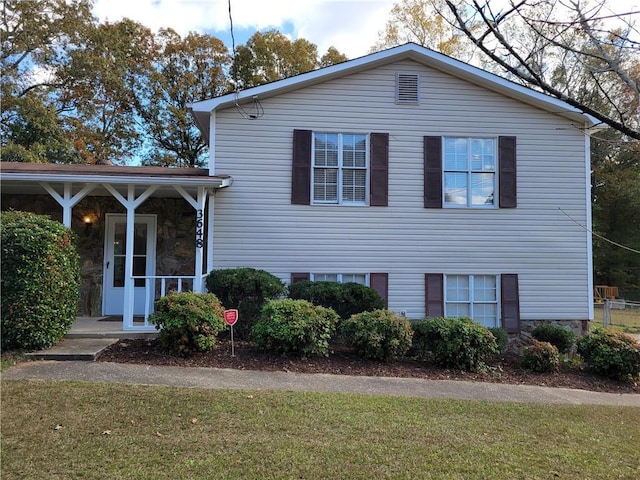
[{"xmin": 25, "ymin": 317, "xmax": 157, "ymax": 362}]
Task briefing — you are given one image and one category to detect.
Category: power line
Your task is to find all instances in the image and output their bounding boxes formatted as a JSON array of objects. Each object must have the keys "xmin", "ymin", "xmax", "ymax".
[{"xmin": 558, "ymin": 207, "xmax": 640, "ymax": 254}]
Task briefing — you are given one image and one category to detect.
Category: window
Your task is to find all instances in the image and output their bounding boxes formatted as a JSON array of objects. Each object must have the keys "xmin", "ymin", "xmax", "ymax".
[
  {"xmin": 445, "ymin": 274, "xmax": 498, "ymax": 327},
  {"xmin": 443, "ymin": 137, "xmax": 496, "ymax": 207},
  {"xmin": 312, "ymin": 133, "xmax": 368, "ymax": 205},
  {"xmin": 312, "ymin": 273, "xmax": 368, "ymax": 285}
]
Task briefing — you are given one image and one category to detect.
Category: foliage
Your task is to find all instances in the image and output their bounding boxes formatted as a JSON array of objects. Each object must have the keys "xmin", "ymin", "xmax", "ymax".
[
  {"xmin": 488, "ymin": 327, "xmax": 508, "ymax": 353},
  {"xmin": 371, "ymin": 0, "xmax": 472, "ymax": 57},
  {"xmin": 531, "ymin": 323, "xmax": 576, "ymax": 354},
  {"xmin": 149, "ymin": 291, "xmax": 226, "ymax": 356},
  {"xmin": 1, "ymin": 211, "xmax": 80, "ymax": 350},
  {"xmin": 205, "ymin": 267, "xmax": 286, "ymax": 340},
  {"xmin": 444, "ymin": 0, "xmax": 640, "ymax": 139},
  {"xmin": 288, "ymin": 280, "xmax": 384, "ymax": 320},
  {"xmin": 340, "ymin": 310, "xmax": 413, "ymax": 361},
  {"xmin": 520, "ymin": 340, "xmax": 560, "ymax": 373},
  {"xmin": 135, "ymin": 29, "xmax": 231, "ymax": 167},
  {"xmin": 230, "ymin": 29, "xmax": 347, "ymax": 89},
  {"xmin": 576, "ymin": 328, "xmax": 640, "ymax": 382},
  {"xmin": 411, "ymin": 317, "xmax": 499, "ymax": 371},
  {"xmin": 251, "ymin": 299, "xmax": 339, "ymax": 357}
]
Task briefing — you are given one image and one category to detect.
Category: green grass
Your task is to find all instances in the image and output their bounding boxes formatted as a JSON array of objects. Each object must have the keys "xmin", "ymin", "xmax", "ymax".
[
  {"xmin": 0, "ymin": 351, "xmax": 26, "ymax": 371},
  {"xmin": 2, "ymin": 380, "xmax": 639, "ymax": 479},
  {"xmin": 593, "ymin": 304, "xmax": 640, "ymax": 333}
]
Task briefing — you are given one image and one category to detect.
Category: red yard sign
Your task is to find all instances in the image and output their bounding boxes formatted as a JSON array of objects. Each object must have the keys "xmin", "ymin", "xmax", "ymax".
[{"xmin": 224, "ymin": 309, "xmax": 238, "ymax": 326}]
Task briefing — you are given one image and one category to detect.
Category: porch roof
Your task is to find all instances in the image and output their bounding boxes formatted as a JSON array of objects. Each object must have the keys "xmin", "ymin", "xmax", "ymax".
[{"xmin": 0, "ymin": 162, "xmax": 232, "ymax": 197}]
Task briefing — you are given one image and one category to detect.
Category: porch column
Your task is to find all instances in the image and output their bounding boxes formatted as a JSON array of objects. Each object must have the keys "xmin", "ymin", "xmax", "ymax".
[
  {"xmin": 207, "ymin": 193, "xmax": 215, "ymax": 276},
  {"xmin": 173, "ymin": 185, "xmax": 208, "ymax": 293},
  {"xmin": 104, "ymin": 183, "xmax": 158, "ymax": 330},
  {"xmin": 40, "ymin": 182, "xmax": 96, "ymax": 227}
]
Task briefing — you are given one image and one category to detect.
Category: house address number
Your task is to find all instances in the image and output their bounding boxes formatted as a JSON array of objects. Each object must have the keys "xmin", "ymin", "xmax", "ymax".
[{"xmin": 196, "ymin": 209, "xmax": 204, "ymax": 248}]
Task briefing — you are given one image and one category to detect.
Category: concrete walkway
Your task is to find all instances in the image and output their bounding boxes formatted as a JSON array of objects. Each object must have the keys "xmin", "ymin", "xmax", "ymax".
[{"xmin": 3, "ymin": 360, "xmax": 640, "ymax": 406}]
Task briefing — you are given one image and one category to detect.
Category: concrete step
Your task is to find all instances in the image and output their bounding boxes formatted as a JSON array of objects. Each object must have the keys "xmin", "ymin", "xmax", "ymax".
[{"xmin": 25, "ymin": 338, "xmax": 119, "ymax": 361}]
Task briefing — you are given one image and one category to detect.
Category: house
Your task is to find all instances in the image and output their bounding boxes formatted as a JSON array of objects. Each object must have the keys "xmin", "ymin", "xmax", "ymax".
[{"xmin": 1, "ymin": 43, "xmax": 596, "ymax": 335}]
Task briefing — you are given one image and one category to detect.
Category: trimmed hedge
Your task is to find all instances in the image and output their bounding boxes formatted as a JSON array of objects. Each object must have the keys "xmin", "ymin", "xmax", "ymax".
[
  {"xmin": 576, "ymin": 329, "xmax": 640, "ymax": 382},
  {"xmin": 150, "ymin": 291, "xmax": 226, "ymax": 356},
  {"xmin": 521, "ymin": 340, "xmax": 560, "ymax": 373},
  {"xmin": 288, "ymin": 280, "xmax": 384, "ymax": 320},
  {"xmin": 411, "ymin": 317, "xmax": 498, "ymax": 372},
  {"xmin": 531, "ymin": 323, "xmax": 575, "ymax": 354},
  {"xmin": 340, "ymin": 309, "xmax": 413, "ymax": 361},
  {"xmin": 1, "ymin": 211, "xmax": 80, "ymax": 351},
  {"xmin": 205, "ymin": 267, "xmax": 286, "ymax": 339},
  {"xmin": 251, "ymin": 299, "xmax": 339, "ymax": 357}
]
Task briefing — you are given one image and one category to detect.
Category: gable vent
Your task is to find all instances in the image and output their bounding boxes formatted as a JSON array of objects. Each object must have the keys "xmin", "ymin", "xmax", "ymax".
[{"xmin": 396, "ymin": 72, "xmax": 419, "ymax": 104}]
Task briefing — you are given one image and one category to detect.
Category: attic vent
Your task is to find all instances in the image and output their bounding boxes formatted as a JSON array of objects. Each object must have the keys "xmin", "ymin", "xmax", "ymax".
[{"xmin": 396, "ymin": 72, "xmax": 419, "ymax": 104}]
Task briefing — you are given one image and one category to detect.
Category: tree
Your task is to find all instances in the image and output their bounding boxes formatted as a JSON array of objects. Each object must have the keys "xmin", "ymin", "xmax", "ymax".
[
  {"xmin": 320, "ymin": 47, "xmax": 348, "ymax": 67},
  {"xmin": 444, "ymin": 0, "xmax": 640, "ymax": 139},
  {"xmin": 136, "ymin": 29, "xmax": 231, "ymax": 167},
  {"xmin": 1, "ymin": 0, "xmax": 94, "ymax": 163},
  {"xmin": 56, "ymin": 19, "xmax": 156, "ymax": 165},
  {"xmin": 371, "ymin": 0, "xmax": 474, "ymax": 58},
  {"xmin": 230, "ymin": 29, "xmax": 348, "ymax": 89}
]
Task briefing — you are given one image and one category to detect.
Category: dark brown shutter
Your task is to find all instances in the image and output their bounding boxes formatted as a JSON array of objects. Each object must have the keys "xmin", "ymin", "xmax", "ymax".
[
  {"xmin": 425, "ymin": 273, "xmax": 444, "ymax": 317},
  {"xmin": 424, "ymin": 136, "xmax": 442, "ymax": 208},
  {"xmin": 498, "ymin": 136, "xmax": 517, "ymax": 208},
  {"xmin": 292, "ymin": 129, "xmax": 312, "ymax": 205},
  {"xmin": 369, "ymin": 272, "xmax": 388, "ymax": 308},
  {"xmin": 370, "ymin": 133, "xmax": 389, "ymax": 206},
  {"xmin": 291, "ymin": 272, "xmax": 310, "ymax": 284},
  {"xmin": 501, "ymin": 274, "xmax": 520, "ymax": 333}
]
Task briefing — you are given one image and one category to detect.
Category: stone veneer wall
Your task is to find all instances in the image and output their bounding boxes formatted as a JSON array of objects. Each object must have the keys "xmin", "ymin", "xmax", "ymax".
[{"xmin": 2, "ymin": 194, "xmax": 202, "ymax": 316}]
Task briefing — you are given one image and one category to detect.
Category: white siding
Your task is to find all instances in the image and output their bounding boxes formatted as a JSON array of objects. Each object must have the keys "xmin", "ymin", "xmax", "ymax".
[{"xmin": 211, "ymin": 59, "xmax": 591, "ymax": 321}]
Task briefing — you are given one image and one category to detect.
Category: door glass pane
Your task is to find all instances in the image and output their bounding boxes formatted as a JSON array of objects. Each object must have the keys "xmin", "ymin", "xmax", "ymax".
[
  {"xmin": 133, "ymin": 256, "xmax": 146, "ymax": 287},
  {"xmin": 113, "ymin": 257, "xmax": 125, "ymax": 287},
  {"xmin": 114, "ymin": 224, "xmax": 126, "ymax": 254},
  {"xmin": 133, "ymin": 224, "xmax": 148, "ymax": 255}
]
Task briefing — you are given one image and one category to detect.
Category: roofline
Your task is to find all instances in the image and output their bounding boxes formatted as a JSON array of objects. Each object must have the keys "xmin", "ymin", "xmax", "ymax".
[
  {"xmin": 188, "ymin": 43, "xmax": 596, "ymax": 139},
  {"xmin": 0, "ymin": 171, "xmax": 233, "ymax": 188}
]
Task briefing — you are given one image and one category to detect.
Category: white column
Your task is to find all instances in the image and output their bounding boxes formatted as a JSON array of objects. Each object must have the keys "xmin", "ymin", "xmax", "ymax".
[
  {"xmin": 40, "ymin": 182, "xmax": 96, "ymax": 227},
  {"xmin": 193, "ymin": 186, "xmax": 207, "ymax": 293}
]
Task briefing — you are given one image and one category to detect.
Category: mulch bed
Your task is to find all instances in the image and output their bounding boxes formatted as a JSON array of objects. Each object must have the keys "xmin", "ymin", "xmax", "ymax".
[{"xmin": 98, "ymin": 338, "xmax": 639, "ymax": 394}]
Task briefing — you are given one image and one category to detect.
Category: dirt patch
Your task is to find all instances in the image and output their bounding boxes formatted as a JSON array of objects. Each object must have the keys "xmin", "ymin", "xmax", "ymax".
[{"xmin": 98, "ymin": 339, "xmax": 639, "ymax": 394}]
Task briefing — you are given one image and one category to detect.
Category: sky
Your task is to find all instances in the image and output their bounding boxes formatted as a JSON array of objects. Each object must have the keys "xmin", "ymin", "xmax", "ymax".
[{"xmin": 92, "ymin": 0, "xmax": 639, "ymax": 60}]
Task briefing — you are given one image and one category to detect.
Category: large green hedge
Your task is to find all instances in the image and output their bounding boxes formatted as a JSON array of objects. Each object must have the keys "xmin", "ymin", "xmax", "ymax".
[
  {"xmin": 1, "ymin": 211, "xmax": 80, "ymax": 351},
  {"xmin": 205, "ymin": 267, "xmax": 286, "ymax": 339},
  {"xmin": 288, "ymin": 280, "xmax": 384, "ymax": 320}
]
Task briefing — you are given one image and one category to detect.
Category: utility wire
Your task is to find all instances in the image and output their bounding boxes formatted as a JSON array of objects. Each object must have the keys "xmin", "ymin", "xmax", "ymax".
[{"xmin": 558, "ymin": 207, "xmax": 640, "ymax": 254}]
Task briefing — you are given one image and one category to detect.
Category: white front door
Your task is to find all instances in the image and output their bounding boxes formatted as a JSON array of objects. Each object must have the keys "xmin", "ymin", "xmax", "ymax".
[{"xmin": 103, "ymin": 214, "xmax": 157, "ymax": 316}]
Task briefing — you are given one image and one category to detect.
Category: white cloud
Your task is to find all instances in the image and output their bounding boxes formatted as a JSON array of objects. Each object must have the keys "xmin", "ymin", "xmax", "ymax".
[{"xmin": 92, "ymin": 0, "xmax": 639, "ymax": 59}]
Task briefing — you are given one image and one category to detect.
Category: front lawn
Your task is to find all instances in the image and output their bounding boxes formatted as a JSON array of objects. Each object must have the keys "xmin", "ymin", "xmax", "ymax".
[{"xmin": 2, "ymin": 380, "xmax": 639, "ymax": 479}]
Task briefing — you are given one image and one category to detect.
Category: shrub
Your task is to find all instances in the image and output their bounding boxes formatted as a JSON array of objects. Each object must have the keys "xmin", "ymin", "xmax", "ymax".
[
  {"xmin": 288, "ymin": 280, "xmax": 384, "ymax": 320},
  {"xmin": 149, "ymin": 292, "xmax": 226, "ymax": 356},
  {"xmin": 576, "ymin": 329, "xmax": 640, "ymax": 382},
  {"xmin": 531, "ymin": 323, "xmax": 576, "ymax": 353},
  {"xmin": 1, "ymin": 211, "xmax": 80, "ymax": 351},
  {"xmin": 205, "ymin": 268, "xmax": 286, "ymax": 339},
  {"xmin": 251, "ymin": 299, "xmax": 339, "ymax": 357},
  {"xmin": 411, "ymin": 317, "xmax": 499, "ymax": 371},
  {"xmin": 488, "ymin": 327, "xmax": 509, "ymax": 353},
  {"xmin": 340, "ymin": 310, "xmax": 413, "ymax": 361},
  {"xmin": 520, "ymin": 340, "xmax": 560, "ymax": 373}
]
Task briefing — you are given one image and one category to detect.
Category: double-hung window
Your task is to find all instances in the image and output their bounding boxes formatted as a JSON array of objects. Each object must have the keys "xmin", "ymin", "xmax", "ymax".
[
  {"xmin": 313, "ymin": 133, "xmax": 368, "ymax": 205},
  {"xmin": 312, "ymin": 273, "xmax": 368, "ymax": 285},
  {"xmin": 443, "ymin": 137, "xmax": 496, "ymax": 207},
  {"xmin": 445, "ymin": 274, "xmax": 498, "ymax": 327}
]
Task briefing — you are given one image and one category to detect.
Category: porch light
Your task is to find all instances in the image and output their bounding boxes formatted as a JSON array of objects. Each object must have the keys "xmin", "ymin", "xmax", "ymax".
[{"xmin": 84, "ymin": 216, "xmax": 92, "ymax": 235}]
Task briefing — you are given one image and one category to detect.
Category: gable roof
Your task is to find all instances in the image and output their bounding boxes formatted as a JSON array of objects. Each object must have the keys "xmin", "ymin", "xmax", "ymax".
[{"xmin": 189, "ymin": 42, "xmax": 597, "ymax": 141}]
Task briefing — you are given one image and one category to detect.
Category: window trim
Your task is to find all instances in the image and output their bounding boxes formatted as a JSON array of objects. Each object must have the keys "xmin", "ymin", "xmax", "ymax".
[
  {"xmin": 442, "ymin": 136, "xmax": 498, "ymax": 209},
  {"xmin": 444, "ymin": 274, "xmax": 500, "ymax": 328},
  {"xmin": 310, "ymin": 273, "xmax": 369, "ymax": 286},
  {"xmin": 311, "ymin": 132, "xmax": 370, "ymax": 206}
]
